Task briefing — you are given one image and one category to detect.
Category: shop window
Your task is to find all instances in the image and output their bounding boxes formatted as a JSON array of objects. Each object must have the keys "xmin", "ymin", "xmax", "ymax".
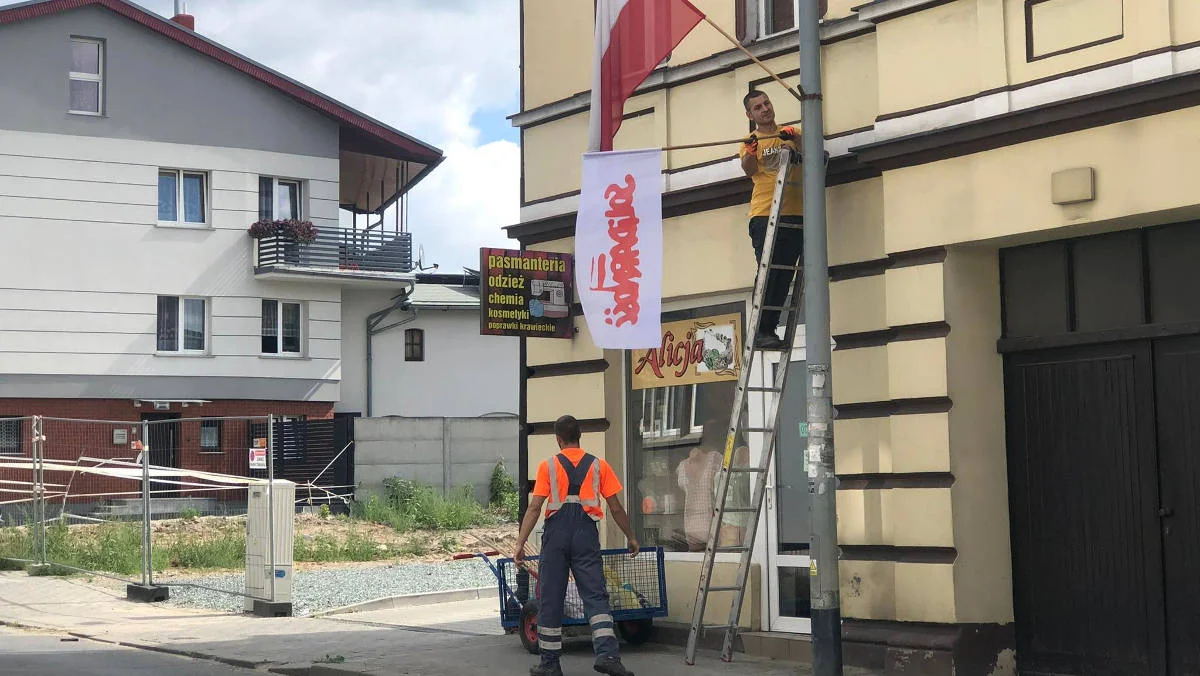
[{"xmin": 626, "ymin": 302, "xmax": 744, "ymax": 554}]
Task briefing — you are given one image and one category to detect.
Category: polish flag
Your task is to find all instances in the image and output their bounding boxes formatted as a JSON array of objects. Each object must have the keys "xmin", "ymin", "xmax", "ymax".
[{"xmin": 589, "ymin": 0, "xmax": 705, "ymax": 152}]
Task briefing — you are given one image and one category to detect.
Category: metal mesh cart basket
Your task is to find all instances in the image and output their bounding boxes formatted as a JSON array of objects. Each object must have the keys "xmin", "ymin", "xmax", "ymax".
[{"xmin": 494, "ymin": 546, "xmax": 668, "ymax": 653}]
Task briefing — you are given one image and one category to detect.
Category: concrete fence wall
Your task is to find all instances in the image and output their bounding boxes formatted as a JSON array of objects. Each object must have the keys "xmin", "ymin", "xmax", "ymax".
[{"xmin": 353, "ymin": 416, "xmax": 518, "ymax": 504}]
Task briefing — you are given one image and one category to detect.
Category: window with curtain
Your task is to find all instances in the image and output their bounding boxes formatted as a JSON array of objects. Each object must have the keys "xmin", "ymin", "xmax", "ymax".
[
  {"xmin": 158, "ymin": 170, "xmax": 207, "ymax": 226},
  {"xmin": 69, "ymin": 38, "xmax": 103, "ymax": 115},
  {"xmin": 258, "ymin": 177, "xmax": 302, "ymax": 220},
  {"xmin": 200, "ymin": 419, "xmax": 222, "ymax": 452},
  {"xmin": 0, "ymin": 417, "xmax": 22, "ymax": 455},
  {"xmin": 261, "ymin": 299, "xmax": 303, "ymax": 355},
  {"xmin": 157, "ymin": 296, "xmax": 206, "ymax": 352}
]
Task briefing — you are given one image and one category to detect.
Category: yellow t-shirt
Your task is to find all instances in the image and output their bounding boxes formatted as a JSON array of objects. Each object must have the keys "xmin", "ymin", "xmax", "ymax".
[{"xmin": 739, "ymin": 133, "xmax": 804, "ymax": 218}]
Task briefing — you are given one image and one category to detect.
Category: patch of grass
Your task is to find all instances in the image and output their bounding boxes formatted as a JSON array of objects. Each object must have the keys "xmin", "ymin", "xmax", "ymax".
[
  {"xmin": 489, "ymin": 461, "xmax": 520, "ymax": 523},
  {"xmin": 318, "ymin": 504, "xmax": 332, "ymax": 519},
  {"xmin": 439, "ymin": 535, "xmax": 459, "ymax": 553},
  {"xmin": 0, "ymin": 557, "xmax": 26, "ymax": 571},
  {"xmin": 349, "ymin": 495, "xmax": 414, "ymax": 532},
  {"xmin": 26, "ymin": 563, "xmax": 77, "ymax": 577},
  {"xmin": 178, "ymin": 507, "xmax": 201, "ymax": 521},
  {"xmin": 294, "ymin": 529, "xmax": 388, "ymax": 563},
  {"xmin": 350, "ymin": 479, "xmax": 494, "ymax": 533},
  {"xmin": 166, "ymin": 529, "xmax": 245, "ymax": 570},
  {"xmin": 317, "ymin": 654, "xmax": 345, "ymax": 664}
]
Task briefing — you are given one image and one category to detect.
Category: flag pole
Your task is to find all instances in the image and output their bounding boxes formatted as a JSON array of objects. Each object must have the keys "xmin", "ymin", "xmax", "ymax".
[
  {"xmin": 660, "ymin": 132, "xmax": 785, "ymax": 153},
  {"xmin": 697, "ymin": 14, "xmax": 805, "ymax": 102}
]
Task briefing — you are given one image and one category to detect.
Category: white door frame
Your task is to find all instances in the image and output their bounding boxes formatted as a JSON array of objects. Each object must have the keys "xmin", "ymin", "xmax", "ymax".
[{"xmin": 746, "ymin": 336, "xmax": 811, "ymax": 634}]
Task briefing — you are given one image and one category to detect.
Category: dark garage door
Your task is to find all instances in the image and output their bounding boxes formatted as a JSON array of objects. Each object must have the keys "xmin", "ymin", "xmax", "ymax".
[{"xmin": 1001, "ymin": 223, "xmax": 1200, "ymax": 676}]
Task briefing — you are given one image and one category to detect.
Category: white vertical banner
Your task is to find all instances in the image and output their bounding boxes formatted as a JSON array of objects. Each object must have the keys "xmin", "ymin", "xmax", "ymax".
[{"xmin": 575, "ymin": 149, "xmax": 663, "ymax": 349}]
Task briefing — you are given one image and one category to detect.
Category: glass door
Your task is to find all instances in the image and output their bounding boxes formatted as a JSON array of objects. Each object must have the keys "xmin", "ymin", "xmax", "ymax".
[{"xmin": 753, "ymin": 348, "xmax": 811, "ymax": 634}]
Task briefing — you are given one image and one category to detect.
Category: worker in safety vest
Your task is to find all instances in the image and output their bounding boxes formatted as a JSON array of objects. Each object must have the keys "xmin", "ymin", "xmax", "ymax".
[{"xmin": 515, "ymin": 415, "xmax": 639, "ymax": 676}]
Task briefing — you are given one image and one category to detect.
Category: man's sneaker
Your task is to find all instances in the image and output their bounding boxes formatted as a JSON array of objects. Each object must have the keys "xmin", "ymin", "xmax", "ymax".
[
  {"xmin": 594, "ymin": 656, "xmax": 635, "ymax": 676},
  {"xmin": 754, "ymin": 332, "xmax": 786, "ymax": 350},
  {"xmin": 530, "ymin": 663, "xmax": 564, "ymax": 676}
]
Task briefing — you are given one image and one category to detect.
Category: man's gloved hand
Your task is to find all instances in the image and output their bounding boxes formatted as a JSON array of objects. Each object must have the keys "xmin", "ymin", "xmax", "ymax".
[
  {"xmin": 778, "ymin": 125, "xmax": 798, "ymax": 142},
  {"xmin": 743, "ymin": 134, "xmax": 759, "ymax": 156}
]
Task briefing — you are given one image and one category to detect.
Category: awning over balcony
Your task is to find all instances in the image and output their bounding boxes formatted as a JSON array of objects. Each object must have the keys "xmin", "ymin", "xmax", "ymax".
[{"xmin": 340, "ymin": 126, "xmax": 441, "ymax": 215}]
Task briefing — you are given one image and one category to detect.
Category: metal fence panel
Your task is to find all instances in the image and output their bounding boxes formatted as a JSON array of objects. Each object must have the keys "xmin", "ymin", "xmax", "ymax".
[
  {"xmin": 34, "ymin": 417, "xmax": 151, "ymax": 584},
  {"xmin": 0, "ymin": 417, "xmax": 38, "ymax": 565},
  {"xmin": 146, "ymin": 416, "xmax": 273, "ymax": 604}
]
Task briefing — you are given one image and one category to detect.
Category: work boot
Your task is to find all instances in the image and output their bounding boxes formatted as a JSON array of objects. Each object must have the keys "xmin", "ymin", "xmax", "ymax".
[
  {"xmin": 754, "ymin": 332, "xmax": 786, "ymax": 350},
  {"xmin": 530, "ymin": 662, "xmax": 564, "ymax": 676},
  {"xmin": 594, "ymin": 656, "xmax": 635, "ymax": 676}
]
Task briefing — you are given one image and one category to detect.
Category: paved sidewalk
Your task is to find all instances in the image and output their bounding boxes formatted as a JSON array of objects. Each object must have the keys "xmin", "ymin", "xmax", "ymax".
[{"xmin": 0, "ymin": 572, "xmax": 865, "ymax": 675}]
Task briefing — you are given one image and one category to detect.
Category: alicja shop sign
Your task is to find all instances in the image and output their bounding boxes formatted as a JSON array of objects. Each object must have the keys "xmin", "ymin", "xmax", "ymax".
[{"xmin": 630, "ymin": 313, "xmax": 743, "ymax": 391}]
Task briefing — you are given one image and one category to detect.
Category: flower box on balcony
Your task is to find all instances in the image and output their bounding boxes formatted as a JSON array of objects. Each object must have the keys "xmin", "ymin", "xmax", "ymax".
[{"xmin": 247, "ymin": 219, "xmax": 319, "ymax": 244}]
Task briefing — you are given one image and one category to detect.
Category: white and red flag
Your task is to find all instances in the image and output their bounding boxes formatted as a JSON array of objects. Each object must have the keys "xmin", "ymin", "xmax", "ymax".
[{"xmin": 588, "ymin": 0, "xmax": 705, "ymax": 152}]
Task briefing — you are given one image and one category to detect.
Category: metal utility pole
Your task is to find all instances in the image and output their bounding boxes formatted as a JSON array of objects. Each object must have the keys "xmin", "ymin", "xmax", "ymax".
[{"xmin": 799, "ymin": 1, "xmax": 842, "ymax": 674}]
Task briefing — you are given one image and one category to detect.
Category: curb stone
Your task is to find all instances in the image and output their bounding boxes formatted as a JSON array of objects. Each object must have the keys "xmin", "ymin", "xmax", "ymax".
[{"xmin": 311, "ymin": 586, "xmax": 496, "ymax": 617}]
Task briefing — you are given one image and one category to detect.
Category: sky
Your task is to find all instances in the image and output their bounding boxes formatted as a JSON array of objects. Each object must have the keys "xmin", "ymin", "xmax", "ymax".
[{"xmin": 16, "ymin": 0, "xmax": 523, "ymax": 273}]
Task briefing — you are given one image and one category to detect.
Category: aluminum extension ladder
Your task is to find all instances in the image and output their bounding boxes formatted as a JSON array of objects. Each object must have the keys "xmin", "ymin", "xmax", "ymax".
[{"xmin": 684, "ymin": 146, "xmax": 805, "ymax": 664}]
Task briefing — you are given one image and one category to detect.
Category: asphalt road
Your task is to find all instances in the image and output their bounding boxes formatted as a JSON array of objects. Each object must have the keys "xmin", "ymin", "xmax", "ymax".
[{"xmin": 0, "ymin": 626, "xmax": 255, "ymax": 676}]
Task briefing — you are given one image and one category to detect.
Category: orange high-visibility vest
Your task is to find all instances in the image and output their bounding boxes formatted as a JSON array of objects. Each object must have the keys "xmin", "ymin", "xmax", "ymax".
[{"xmin": 544, "ymin": 452, "xmax": 604, "ymax": 522}]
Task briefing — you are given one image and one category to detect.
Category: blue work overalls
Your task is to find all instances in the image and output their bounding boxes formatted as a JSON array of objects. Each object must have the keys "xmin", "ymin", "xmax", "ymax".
[{"xmin": 537, "ymin": 452, "xmax": 619, "ymax": 666}]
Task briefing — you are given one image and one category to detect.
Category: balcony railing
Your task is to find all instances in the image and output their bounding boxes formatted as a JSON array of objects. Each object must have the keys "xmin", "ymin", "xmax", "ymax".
[{"xmin": 255, "ymin": 229, "xmax": 413, "ymax": 275}]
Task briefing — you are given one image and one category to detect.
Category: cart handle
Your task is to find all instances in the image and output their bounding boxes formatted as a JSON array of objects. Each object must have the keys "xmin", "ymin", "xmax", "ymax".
[{"xmin": 452, "ymin": 551, "xmax": 500, "ymax": 560}]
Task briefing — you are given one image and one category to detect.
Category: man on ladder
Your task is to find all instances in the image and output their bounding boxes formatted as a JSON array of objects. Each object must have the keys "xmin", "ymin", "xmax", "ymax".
[
  {"xmin": 740, "ymin": 89, "xmax": 804, "ymax": 351},
  {"xmin": 515, "ymin": 415, "xmax": 640, "ymax": 676}
]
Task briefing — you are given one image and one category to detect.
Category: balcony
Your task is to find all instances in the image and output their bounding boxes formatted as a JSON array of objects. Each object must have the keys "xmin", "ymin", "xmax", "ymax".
[{"xmin": 253, "ymin": 228, "xmax": 415, "ymax": 285}]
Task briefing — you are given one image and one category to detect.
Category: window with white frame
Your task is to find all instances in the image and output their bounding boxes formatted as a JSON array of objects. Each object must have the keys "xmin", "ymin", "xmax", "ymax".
[
  {"xmin": 200, "ymin": 419, "xmax": 222, "ymax": 452},
  {"xmin": 258, "ymin": 177, "xmax": 302, "ymax": 220},
  {"xmin": 69, "ymin": 38, "xmax": 104, "ymax": 115},
  {"xmin": 156, "ymin": 296, "xmax": 207, "ymax": 353},
  {"xmin": 261, "ymin": 299, "xmax": 302, "ymax": 355},
  {"xmin": 0, "ymin": 417, "xmax": 22, "ymax": 455},
  {"xmin": 760, "ymin": 0, "xmax": 797, "ymax": 36},
  {"xmin": 158, "ymin": 170, "xmax": 208, "ymax": 226},
  {"xmin": 639, "ymin": 385, "xmax": 700, "ymax": 441}
]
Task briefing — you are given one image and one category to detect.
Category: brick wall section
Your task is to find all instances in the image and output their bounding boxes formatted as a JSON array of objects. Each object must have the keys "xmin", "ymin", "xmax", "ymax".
[{"xmin": 0, "ymin": 399, "xmax": 334, "ymax": 506}]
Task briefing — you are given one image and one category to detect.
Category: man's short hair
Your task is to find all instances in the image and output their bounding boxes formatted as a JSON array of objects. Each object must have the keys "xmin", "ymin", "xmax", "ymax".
[
  {"xmin": 554, "ymin": 415, "xmax": 582, "ymax": 445},
  {"xmin": 743, "ymin": 89, "xmax": 768, "ymax": 110}
]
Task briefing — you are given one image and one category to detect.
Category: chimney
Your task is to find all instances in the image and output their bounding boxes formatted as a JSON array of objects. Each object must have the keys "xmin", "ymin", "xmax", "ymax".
[{"xmin": 171, "ymin": 0, "xmax": 195, "ymax": 31}]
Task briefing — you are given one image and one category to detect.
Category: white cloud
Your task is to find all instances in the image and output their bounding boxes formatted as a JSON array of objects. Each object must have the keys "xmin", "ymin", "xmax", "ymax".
[{"xmin": 107, "ymin": 0, "xmax": 522, "ymax": 271}]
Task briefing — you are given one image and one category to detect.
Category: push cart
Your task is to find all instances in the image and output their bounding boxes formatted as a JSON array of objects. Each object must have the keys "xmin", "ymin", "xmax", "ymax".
[{"xmin": 457, "ymin": 546, "xmax": 668, "ymax": 654}]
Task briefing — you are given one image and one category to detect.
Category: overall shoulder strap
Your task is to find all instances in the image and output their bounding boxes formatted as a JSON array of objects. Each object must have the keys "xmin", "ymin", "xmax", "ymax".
[{"xmin": 561, "ymin": 453, "xmax": 595, "ymax": 495}]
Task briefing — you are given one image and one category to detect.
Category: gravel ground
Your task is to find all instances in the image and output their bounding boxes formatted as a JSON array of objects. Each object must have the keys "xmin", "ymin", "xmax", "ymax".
[{"xmin": 164, "ymin": 559, "xmax": 500, "ymax": 616}]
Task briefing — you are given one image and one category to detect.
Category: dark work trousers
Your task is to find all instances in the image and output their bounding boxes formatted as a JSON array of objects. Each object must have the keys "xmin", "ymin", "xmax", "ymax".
[
  {"xmin": 749, "ymin": 215, "xmax": 804, "ymax": 336},
  {"xmin": 537, "ymin": 503, "xmax": 618, "ymax": 666}
]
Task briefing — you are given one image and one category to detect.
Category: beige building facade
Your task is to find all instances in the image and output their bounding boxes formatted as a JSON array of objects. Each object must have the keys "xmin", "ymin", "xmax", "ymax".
[{"xmin": 510, "ymin": 1, "xmax": 1200, "ymax": 674}]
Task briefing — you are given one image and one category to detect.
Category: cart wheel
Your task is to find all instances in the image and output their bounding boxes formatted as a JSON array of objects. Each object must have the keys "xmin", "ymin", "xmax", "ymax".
[
  {"xmin": 520, "ymin": 600, "xmax": 541, "ymax": 655},
  {"xmin": 617, "ymin": 618, "xmax": 654, "ymax": 645}
]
